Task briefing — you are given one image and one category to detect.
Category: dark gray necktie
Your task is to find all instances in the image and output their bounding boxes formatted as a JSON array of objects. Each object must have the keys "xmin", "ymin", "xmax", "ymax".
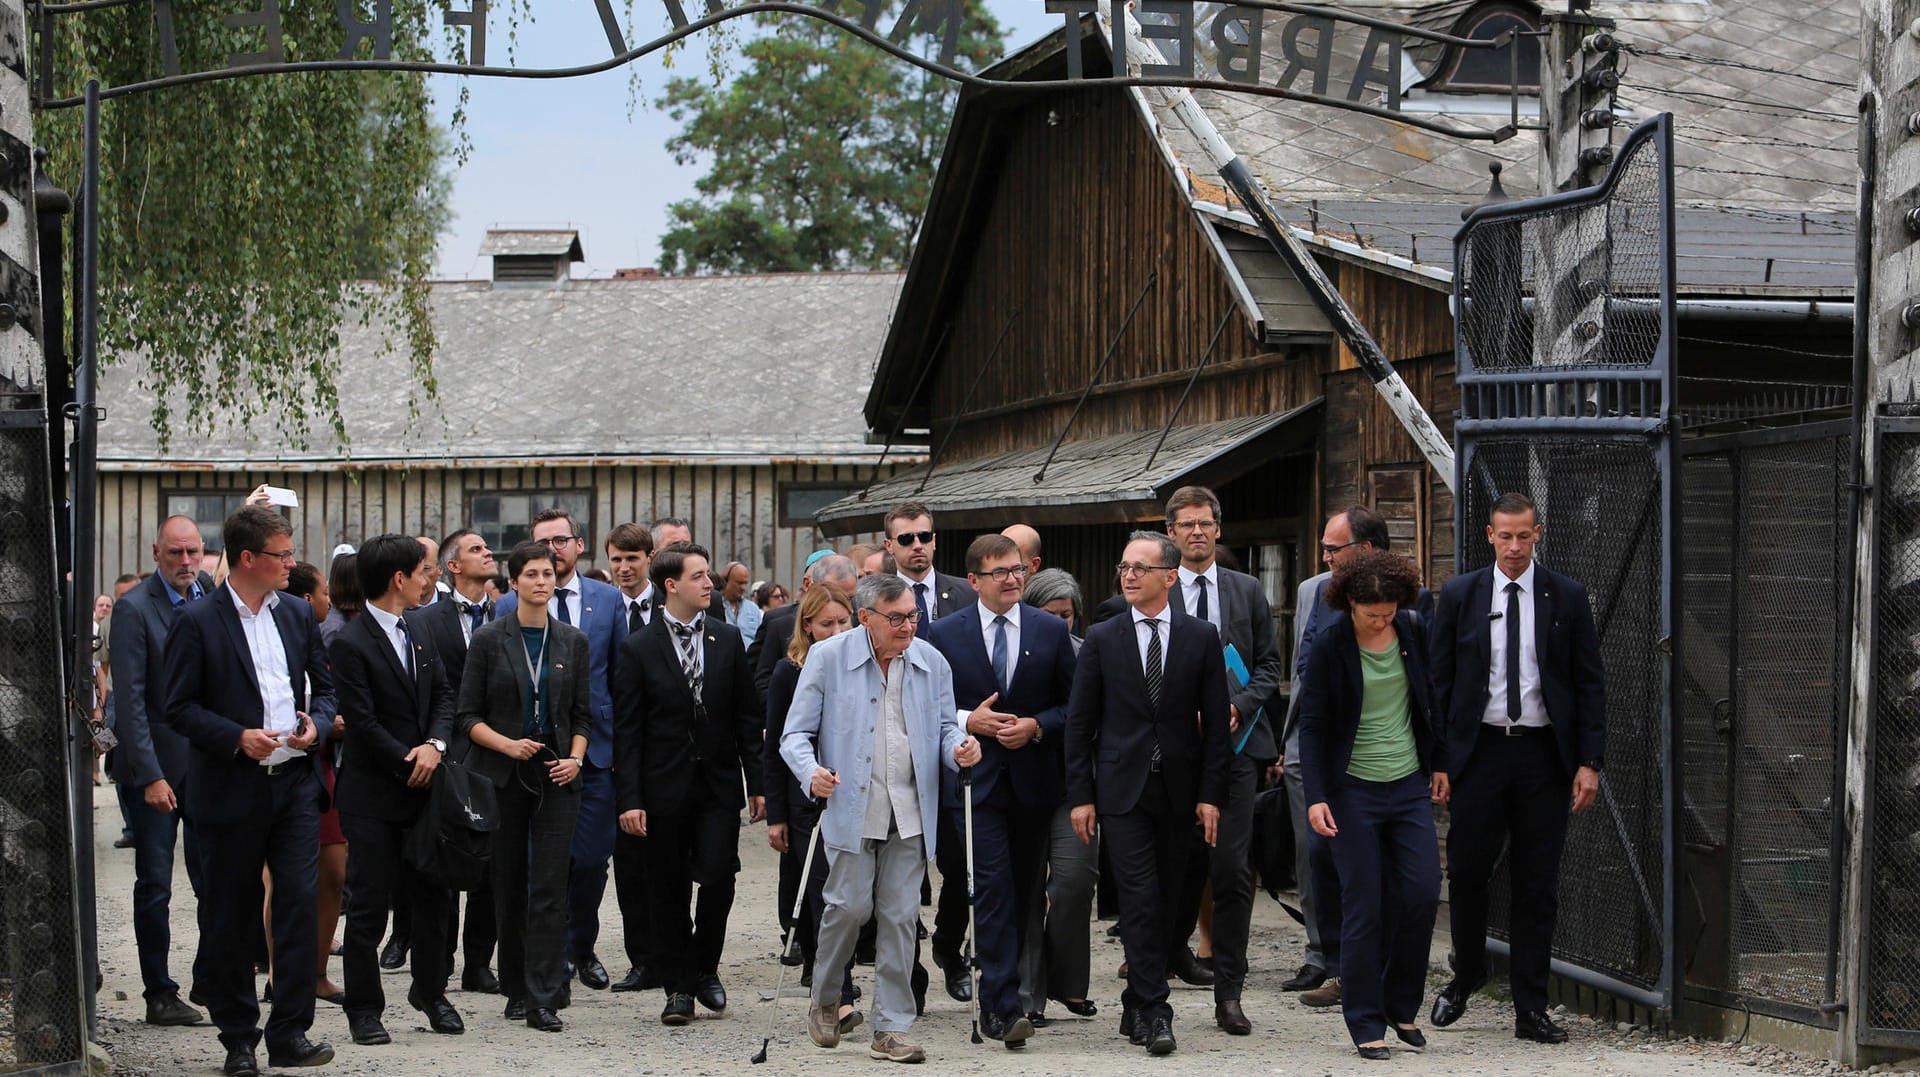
[
  {"xmin": 671, "ymin": 620, "xmax": 704, "ymax": 706},
  {"xmin": 991, "ymin": 614, "xmax": 1010, "ymax": 695},
  {"xmin": 1195, "ymin": 576, "xmax": 1210, "ymax": 623},
  {"xmin": 396, "ymin": 617, "xmax": 416, "ymax": 681},
  {"xmin": 1505, "ymin": 581, "xmax": 1522, "ymax": 721},
  {"xmin": 1143, "ymin": 618, "xmax": 1164, "ymax": 710},
  {"xmin": 629, "ymin": 600, "xmax": 645, "ymax": 634}
]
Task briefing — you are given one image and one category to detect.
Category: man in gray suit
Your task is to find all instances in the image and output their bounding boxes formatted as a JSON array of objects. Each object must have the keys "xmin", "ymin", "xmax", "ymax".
[
  {"xmin": 1162, "ymin": 486, "xmax": 1285, "ymax": 1035},
  {"xmin": 110, "ymin": 515, "xmax": 215, "ymax": 1027}
]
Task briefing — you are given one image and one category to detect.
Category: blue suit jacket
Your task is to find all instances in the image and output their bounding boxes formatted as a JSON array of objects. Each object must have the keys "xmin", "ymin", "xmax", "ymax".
[
  {"xmin": 108, "ymin": 572, "xmax": 204, "ymax": 790},
  {"xmin": 496, "ymin": 573, "xmax": 626, "ymax": 768},
  {"xmin": 925, "ymin": 603, "xmax": 1076, "ymax": 811},
  {"xmin": 1295, "ymin": 609, "xmax": 1437, "ymax": 808},
  {"xmin": 1429, "ymin": 563, "xmax": 1605, "ymax": 779},
  {"xmin": 162, "ymin": 584, "xmax": 337, "ymax": 826}
]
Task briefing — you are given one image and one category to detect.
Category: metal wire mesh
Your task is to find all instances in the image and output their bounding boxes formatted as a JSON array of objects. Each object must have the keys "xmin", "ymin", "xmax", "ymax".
[
  {"xmin": 1678, "ymin": 451, "xmax": 1732, "ymax": 855},
  {"xmin": 1867, "ymin": 428, "xmax": 1920, "ymax": 1036},
  {"xmin": 1457, "ymin": 127, "xmax": 1666, "ymax": 374},
  {"xmin": 1461, "ymin": 437, "xmax": 1668, "ymax": 991},
  {"xmin": 0, "ymin": 386, "xmax": 86, "ymax": 1069}
]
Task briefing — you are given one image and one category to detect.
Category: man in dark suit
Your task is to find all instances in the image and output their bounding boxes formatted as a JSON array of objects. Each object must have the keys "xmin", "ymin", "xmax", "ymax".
[
  {"xmin": 495, "ymin": 509, "xmax": 627, "ymax": 992},
  {"xmin": 750, "ymin": 553, "xmax": 856, "ymax": 705},
  {"xmin": 601, "ymin": 522, "xmax": 660, "ymax": 993},
  {"xmin": 650, "ymin": 517, "xmax": 730, "ymax": 625},
  {"xmin": 110, "ymin": 515, "xmax": 213, "ymax": 1027},
  {"xmin": 924, "ymin": 534, "xmax": 1076, "ymax": 1048},
  {"xmin": 164, "ymin": 506, "xmax": 337, "ymax": 1076},
  {"xmin": 331, "ymin": 535, "xmax": 461, "ymax": 1045},
  {"xmin": 1161, "ymin": 486, "xmax": 1284, "ymax": 1034},
  {"xmin": 612, "ymin": 543, "xmax": 764, "ymax": 1025},
  {"xmin": 1066, "ymin": 531, "xmax": 1230, "ymax": 1056},
  {"xmin": 405, "ymin": 527, "xmax": 500, "ymax": 995},
  {"xmin": 1429, "ymin": 492, "xmax": 1606, "ymax": 1044}
]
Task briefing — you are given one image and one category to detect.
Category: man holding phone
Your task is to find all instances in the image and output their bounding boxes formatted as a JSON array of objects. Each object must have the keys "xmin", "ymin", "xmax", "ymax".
[{"xmin": 166, "ymin": 505, "xmax": 337, "ymax": 1076}]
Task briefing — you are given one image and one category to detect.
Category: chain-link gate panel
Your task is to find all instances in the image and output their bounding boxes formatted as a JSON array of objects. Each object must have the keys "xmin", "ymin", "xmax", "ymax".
[
  {"xmin": 0, "ymin": 379, "xmax": 85, "ymax": 1072},
  {"xmin": 1454, "ymin": 114, "xmax": 1677, "ymax": 1007},
  {"xmin": 1865, "ymin": 423, "xmax": 1920, "ymax": 1042}
]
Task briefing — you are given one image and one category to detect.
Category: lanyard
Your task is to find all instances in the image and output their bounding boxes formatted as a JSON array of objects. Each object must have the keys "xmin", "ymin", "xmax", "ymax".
[{"xmin": 520, "ymin": 621, "xmax": 549, "ymax": 719}]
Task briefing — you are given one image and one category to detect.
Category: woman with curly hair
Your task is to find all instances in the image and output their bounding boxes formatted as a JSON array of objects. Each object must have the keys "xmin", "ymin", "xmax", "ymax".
[{"xmin": 1295, "ymin": 548, "xmax": 1443, "ymax": 1061}]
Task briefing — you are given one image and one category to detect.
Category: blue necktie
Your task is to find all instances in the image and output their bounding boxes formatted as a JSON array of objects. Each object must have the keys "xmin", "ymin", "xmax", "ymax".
[
  {"xmin": 991, "ymin": 614, "xmax": 1010, "ymax": 695},
  {"xmin": 555, "ymin": 588, "xmax": 573, "ymax": 625},
  {"xmin": 914, "ymin": 582, "xmax": 931, "ymax": 623},
  {"xmin": 396, "ymin": 617, "xmax": 416, "ymax": 680}
]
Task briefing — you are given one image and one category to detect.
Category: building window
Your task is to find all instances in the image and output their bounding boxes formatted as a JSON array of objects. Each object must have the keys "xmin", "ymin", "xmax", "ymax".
[
  {"xmin": 1425, "ymin": 2, "xmax": 1542, "ymax": 94},
  {"xmin": 779, "ymin": 483, "xmax": 865, "ymax": 529},
  {"xmin": 467, "ymin": 490, "xmax": 595, "ymax": 553},
  {"xmin": 164, "ymin": 490, "xmax": 251, "ymax": 553}
]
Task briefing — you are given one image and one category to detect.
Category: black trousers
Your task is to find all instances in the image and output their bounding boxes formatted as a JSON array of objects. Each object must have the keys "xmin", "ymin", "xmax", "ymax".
[
  {"xmin": 1445, "ymin": 727, "xmax": 1572, "ymax": 1015},
  {"xmin": 930, "ymin": 795, "xmax": 969, "ymax": 957},
  {"xmin": 493, "ymin": 774, "xmax": 580, "ymax": 1009},
  {"xmin": 340, "ymin": 811, "xmax": 448, "ymax": 1016},
  {"xmin": 1103, "ymin": 773, "xmax": 1196, "ymax": 1024},
  {"xmin": 643, "ymin": 791, "xmax": 742, "ymax": 995},
  {"xmin": 197, "ymin": 766, "xmax": 320, "ymax": 1052},
  {"xmin": 612, "ymin": 829, "xmax": 654, "ymax": 973},
  {"xmin": 1174, "ymin": 752, "xmax": 1261, "ymax": 1001}
]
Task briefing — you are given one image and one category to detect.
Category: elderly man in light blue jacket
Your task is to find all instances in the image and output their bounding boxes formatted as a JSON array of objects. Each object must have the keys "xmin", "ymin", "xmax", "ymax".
[{"xmin": 783, "ymin": 572, "xmax": 980, "ymax": 1063}]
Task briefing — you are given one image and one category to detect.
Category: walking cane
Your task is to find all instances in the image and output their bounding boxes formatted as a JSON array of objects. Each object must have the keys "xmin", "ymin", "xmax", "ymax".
[
  {"xmin": 752, "ymin": 819, "xmax": 824, "ymax": 1064},
  {"xmin": 962, "ymin": 765, "xmax": 984, "ymax": 1045}
]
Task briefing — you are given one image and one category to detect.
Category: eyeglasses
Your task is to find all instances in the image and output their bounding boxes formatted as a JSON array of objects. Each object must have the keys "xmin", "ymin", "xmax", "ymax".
[
  {"xmin": 891, "ymin": 530, "xmax": 935, "ymax": 547},
  {"xmin": 867, "ymin": 608, "xmax": 922, "ymax": 628},
  {"xmin": 249, "ymin": 547, "xmax": 297, "ymax": 564},
  {"xmin": 1321, "ymin": 541, "xmax": 1360, "ymax": 557},
  {"xmin": 537, "ymin": 535, "xmax": 581, "ymax": 549},
  {"xmin": 1115, "ymin": 562, "xmax": 1176, "ymax": 578},
  {"xmin": 1169, "ymin": 519, "xmax": 1218, "ymax": 533},
  {"xmin": 973, "ymin": 565, "xmax": 1029, "ymax": 582}
]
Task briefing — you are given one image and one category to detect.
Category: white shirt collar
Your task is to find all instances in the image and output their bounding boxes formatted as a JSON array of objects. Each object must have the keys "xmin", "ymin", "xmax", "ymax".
[
  {"xmin": 1130, "ymin": 602, "xmax": 1168, "ymax": 627},
  {"xmin": 629, "ymin": 583, "xmax": 654, "ymax": 608},
  {"xmin": 662, "ymin": 607, "xmax": 701, "ymax": 632},
  {"xmin": 896, "ymin": 566, "xmax": 934, "ymax": 587},
  {"xmin": 365, "ymin": 603, "xmax": 404, "ymax": 636},
  {"xmin": 1177, "ymin": 562, "xmax": 1218, "ymax": 588},
  {"xmin": 229, "ymin": 587, "xmax": 281, "ymax": 618},
  {"xmin": 1494, "ymin": 561, "xmax": 1538, "ymax": 600},
  {"xmin": 977, "ymin": 600, "xmax": 1021, "ymax": 627}
]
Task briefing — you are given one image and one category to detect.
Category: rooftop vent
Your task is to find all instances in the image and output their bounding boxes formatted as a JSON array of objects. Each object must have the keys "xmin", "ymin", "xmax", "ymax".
[{"xmin": 480, "ymin": 229, "xmax": 584, "ymax": 285}]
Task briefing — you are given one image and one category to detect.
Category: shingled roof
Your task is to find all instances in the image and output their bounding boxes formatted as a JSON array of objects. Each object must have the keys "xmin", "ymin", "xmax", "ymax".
[{"xmin": 98, "ymin": 272, "xmax": 905, "ymax": 468}]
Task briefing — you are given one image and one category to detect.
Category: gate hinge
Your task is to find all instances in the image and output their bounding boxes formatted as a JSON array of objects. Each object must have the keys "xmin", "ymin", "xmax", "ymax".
[{"xmin": 1657, "ymin": 635, "xmax": 1673, "ymax": 655}]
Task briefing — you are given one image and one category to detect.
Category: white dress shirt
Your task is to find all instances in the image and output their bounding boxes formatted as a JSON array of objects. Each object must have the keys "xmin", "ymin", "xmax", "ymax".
[
  {"xmin": 364, "ymin": 604, "xmax": 413, "ymax": 675},
  {"xmin": 230, "ymin": 589, "xmax": 303, "ymax": 766},
  {"xmin": 626, "ymin": 584, "xmax": 655, "ymax": 628},
  {"xmin": 1177, "ymin": 563, "xmax": 1223, "ymax": 632},
  {"xmin": 451, "ymin": 592, "xmax": 488, "ymax": 647},
  {"xmin": 977, "ymin": 600, "xmax": 1022, "ymax": 686},
  {"xmin": 1482, "ymin": 561, "xmax": 1549, "ymax": 728},
  {"xmin": 662, "ymin": 608, "xmax": 705, "ymax": 681},
  {"xmin": 897, "ymin": 568, "xmax": 939, "ymax": 621},
  {"xmin": 1130, "ymin": 603, "xmax": 1170, "ymax": 678}
]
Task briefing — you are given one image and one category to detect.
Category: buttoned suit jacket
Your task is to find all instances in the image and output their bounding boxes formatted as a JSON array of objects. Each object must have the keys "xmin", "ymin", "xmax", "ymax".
[
  {"xmin": 329, "ymin": 611, "xmax": 456, "ymax": 823},
  {"xmin": 925, "ymin": 603, "xmax": 1076, "ymax": 811},
  {"xmin": 612, "ymin": 614, "xmax": 762, "ymax": 816}
]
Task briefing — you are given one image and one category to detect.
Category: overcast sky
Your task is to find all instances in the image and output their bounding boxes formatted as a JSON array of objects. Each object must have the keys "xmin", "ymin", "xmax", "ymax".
[{"xmin": 427, "ymin": 1, "xmax": 1061, "ymax": 280}]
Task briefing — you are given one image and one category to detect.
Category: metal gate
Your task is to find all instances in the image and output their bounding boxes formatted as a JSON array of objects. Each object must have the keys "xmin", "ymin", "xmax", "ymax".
[
  {"xmin": 1452, "ymin": 114, "xmax": 1678, "ymax": 1007},
  {"xmin": 1679, "ymin": 420, "xmax": 1850, "ymax": 1026}
]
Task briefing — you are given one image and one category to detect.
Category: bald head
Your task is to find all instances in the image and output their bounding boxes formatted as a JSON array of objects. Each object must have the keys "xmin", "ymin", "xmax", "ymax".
[
  {"xmin": 1001, "ymin": 524, "xmax": 1042, "ymax": 574},
  {"xmin": 153, "ymin": 515, "xmax": 205, "ymax": 595}
]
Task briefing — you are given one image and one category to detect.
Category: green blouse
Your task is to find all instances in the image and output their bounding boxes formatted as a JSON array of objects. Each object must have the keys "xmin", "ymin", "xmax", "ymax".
[{"xmin": 1347, "ymin": 639, "xmax": 1421, "ymax": 784}]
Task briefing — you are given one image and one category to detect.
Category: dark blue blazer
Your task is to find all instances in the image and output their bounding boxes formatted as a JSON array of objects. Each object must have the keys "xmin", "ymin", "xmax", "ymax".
[
  {"xmin": 108, "ymin": 571, "xmax": 207, "ymax": 790},
  {"xmin": 497, "ymin": 573, "xmax": 626, "ymax": 768},
  {"xmin": 1429, "ymin": 563, "xmax": 1606, "ymax": 780},
  {"xmin": 925, "ymin": 603, "xmax": 1077, "ymax": 811},
  {"xmin": 1295, "ymin": 610, "xmax": 1437, "ymax": 809},
  {"xmin": 1065, "ymin": 605, "xmax": 1231, "ymax": 816},
  {"xmin": 162, "ymin": 584, "xmax": 337, "ymax": 826}
]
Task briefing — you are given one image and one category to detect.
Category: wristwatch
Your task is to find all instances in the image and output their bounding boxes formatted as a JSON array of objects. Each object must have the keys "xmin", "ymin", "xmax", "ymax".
[
  {"xmin": 1031, "ymin": 723, "xmax": 1044, "ymax": 743},
  {"xmin": 569, "ymin": 755, "xmax": 585, "ymax": 768},
  {"xmin": 428, "ymin": 738, "xmax": 447, "ymax": 753}
]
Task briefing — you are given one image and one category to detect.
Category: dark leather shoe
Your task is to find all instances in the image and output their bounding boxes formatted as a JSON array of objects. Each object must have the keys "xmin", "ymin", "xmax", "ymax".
[
  {"xmin": 1026, "ymin": 1011, "xmax": 1049, "ymax": 1029},
  {"xmin": 574, "ymin": 954, "xmax": 609, "ymax": 990},
  {"xmin": 347, "ymin": 1012, "xmax": 390, "ymax": 1046},
  {"xmin": 1430, "ymin": 976, "xmax": 1481, "ymax": 1027},
  {"xmin": 461, "ymin": 966, "xmax": 499, "ymax": 994},
  {"xmin": 910, "ymin": 961, "xmax": 927, "ymax": 1016},
  {"xmin": 694, "ymin": 974, "xmax": 727, "ymax": 1012},
  {"xmin": 265, "ymin": 1035, "xmax": 334, "ymax": 1068},
  {"xmin": 1215, "ymin": 999, "xmax": 1251, "ymax": 1035},
  {"xmin": 503, "ymin": 997, "xmax": 527, "ymax": 1021},
  {"xmin": 1280, "ymin": 964, "xmax": 1329, "ymax": 992},
  {"xmin": 661, "ymin": 992, "xmax": 695, "ymax": 1025},
  {"xmin": 1121, "ymin": 1005, "xmax": 1145, "ymax": 1046},
  {"xmin": 411, "ymin": 993, "xmax": 465, "ymax": 1034},
  {"xmin": 526, "ymin": 1006, "xmax": 563, "ymax": 1032},
  {"xmin": 1171, "ymin": 948, "xmax": 1215, "ymax": 986},
  {"xmin": 1056, "ymin": 997, "xmax": 1098, "ymax": 1017},
  {"xmin": 931, "ymin": 946, "xmax": 971, "ymax": 1002},
  {"xmin": 1357, "ymin": 1045, "xmax": 1392, "ymax": 1060},
  {"xmin": 981, "ymin": 1011, "xmax": 1033, "ymax": 1044},
  {"xmin": 222, "ymin": 1045, "xmax": 258, "ymax": 1076},
  {"xmin": 1146, "ymin": 1015, "xmax": 1176, "ymax": 1056},
  {"xmin": 1395, "ymin": 1025, "xmax": 1428, "ymax": 1048},
  {"xmin": 611, "ymin": 968, "xmax": 646, "ymax": 992},
  {"xmin": 144, "ymin": 992, "xmax": 205, "ymax": 1026},
  {"xmin": 1515, "ymin": 1010, "xmax": 1569, "ymax": 1044},
  {"xmin": 379, "ymin": 937, "xmax": 408, "ymax": 971},
  {"xmin": 113, "ymin": 833, "xmax": 136, "ymax": 849}
]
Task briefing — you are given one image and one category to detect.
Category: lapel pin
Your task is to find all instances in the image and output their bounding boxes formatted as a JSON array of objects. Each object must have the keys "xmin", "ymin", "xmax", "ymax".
[{"xmin": 555, "ymin": 663, "xmax": 566, "ymax": 670}]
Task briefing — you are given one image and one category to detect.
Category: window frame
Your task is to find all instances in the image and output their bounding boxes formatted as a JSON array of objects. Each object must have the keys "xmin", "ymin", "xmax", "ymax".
[
  {"xmin": 464, "ymin": 488, "xmax": 597, "ymax": 556},
  {"xmin": 160, "ymin": 488, "xmax": 253, "ymax": 554},
  {"xmin": 1426, "ymin": 1, "xmax": 1543, "ymax": 96},
  {"xmin": 777, "ymin": 482, "xmax": 867, "ymax": 529}
]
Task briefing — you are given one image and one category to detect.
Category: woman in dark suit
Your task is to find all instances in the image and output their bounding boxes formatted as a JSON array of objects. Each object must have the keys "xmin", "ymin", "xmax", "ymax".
[
  {"xmin": 1297, "ymin": 549, "xmax": 1443, "ymax": 1061},
  {"xmin": 456, "ymin": 541, "xmax": 591, "ymax": 1033}
]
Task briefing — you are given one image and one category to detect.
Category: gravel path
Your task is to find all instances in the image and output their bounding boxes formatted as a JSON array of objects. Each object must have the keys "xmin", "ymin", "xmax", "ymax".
[{"xmin": 86, "ymin": 783, "xmax": 1857, "ymax": 1075}]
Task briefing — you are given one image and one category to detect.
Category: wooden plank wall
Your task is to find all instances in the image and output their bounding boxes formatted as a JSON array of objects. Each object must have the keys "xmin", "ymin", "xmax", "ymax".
[
  {"xmin": 95, "ymin": 463, "xmax": 896, "ymax": 597},
  {"xmin": 1319, "ymin": 353, "xmax": 1459, "ymax": 590}
]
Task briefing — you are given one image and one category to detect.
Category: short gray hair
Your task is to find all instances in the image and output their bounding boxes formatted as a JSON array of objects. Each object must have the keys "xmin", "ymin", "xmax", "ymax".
[
  {"xmin": 1127, "ymin": 530, "xmax": 1181, "ymax": 569},
  {"xmin": 1023, "ymin": 568, "xmax": 1084, "ymax": 625},
  {"xmin": 812, "ymin": 554, "xmax": 857, "ymax": 585},
  {"xmin": 855, "ymin": 571, "xmax": 908, "ymax": 611}
]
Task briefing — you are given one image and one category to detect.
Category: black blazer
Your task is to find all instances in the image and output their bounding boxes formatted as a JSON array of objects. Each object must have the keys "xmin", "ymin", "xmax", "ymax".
[
  {"xmin": 749, "ymin": 602, "xmax": 799, "ymax": 706},
  {"xmin": 1171, "ymin": 566, "xmax": 1286, "ymax": 761},
  {"xmin": 612, "ymin": 614, "xmax": 763, "ymax": 816},
  {"xmin": 329, "ymin": 611, "xmax": 456, "ymax": 823},
  {"xmin": 163, "ymin": 584, "xmax": 337, "ymax": 826},
  {"xmin": 911, "ymin": 569, "xmax": 976, "ymax": 620},
  {"xmin": 411, "ymin": 595, "xmax": 487, "ymax": 700},
  {"xmin": 1430, "ymin": 563, "xmax": 1606, "ymax": 780},
  {"xmin": 924, "ymin": 603, "xmax": 1076, "ymax": 810},
  {"xmin": 762, "ymin": 656, "xmax": 808, "ymax": 827},
  {"xmin": 108, "ymin": 572, "xmax": 208, "ymax": 790},
  {"xmin": 1295, "ymin": 610, "xmax": 1437, "ymax": 808},
  {"xmin": 455, "ymin": 616, "xmax": 593, "ymax": 792},
  {"xmin": 1065, "ymin": 605, "xmax": 1231, "ymax": 816}
]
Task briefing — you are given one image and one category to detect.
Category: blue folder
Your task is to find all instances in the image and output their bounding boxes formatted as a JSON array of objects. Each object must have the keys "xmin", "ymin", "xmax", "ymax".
[{"xmin": 1223, "ymin": 643, "xmax": 1263, "ymax": 755}]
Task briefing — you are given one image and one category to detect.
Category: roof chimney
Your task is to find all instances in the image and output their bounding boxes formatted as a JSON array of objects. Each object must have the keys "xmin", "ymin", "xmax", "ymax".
[{"xmin": 480, "ymin": 229, "xmax": 584, "ymax": 286}]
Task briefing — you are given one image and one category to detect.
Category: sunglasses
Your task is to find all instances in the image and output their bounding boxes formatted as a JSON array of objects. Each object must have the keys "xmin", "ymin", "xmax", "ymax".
[{"xmin": 891, "ymin": 530, "xmax": 935, "ymax": 547}]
